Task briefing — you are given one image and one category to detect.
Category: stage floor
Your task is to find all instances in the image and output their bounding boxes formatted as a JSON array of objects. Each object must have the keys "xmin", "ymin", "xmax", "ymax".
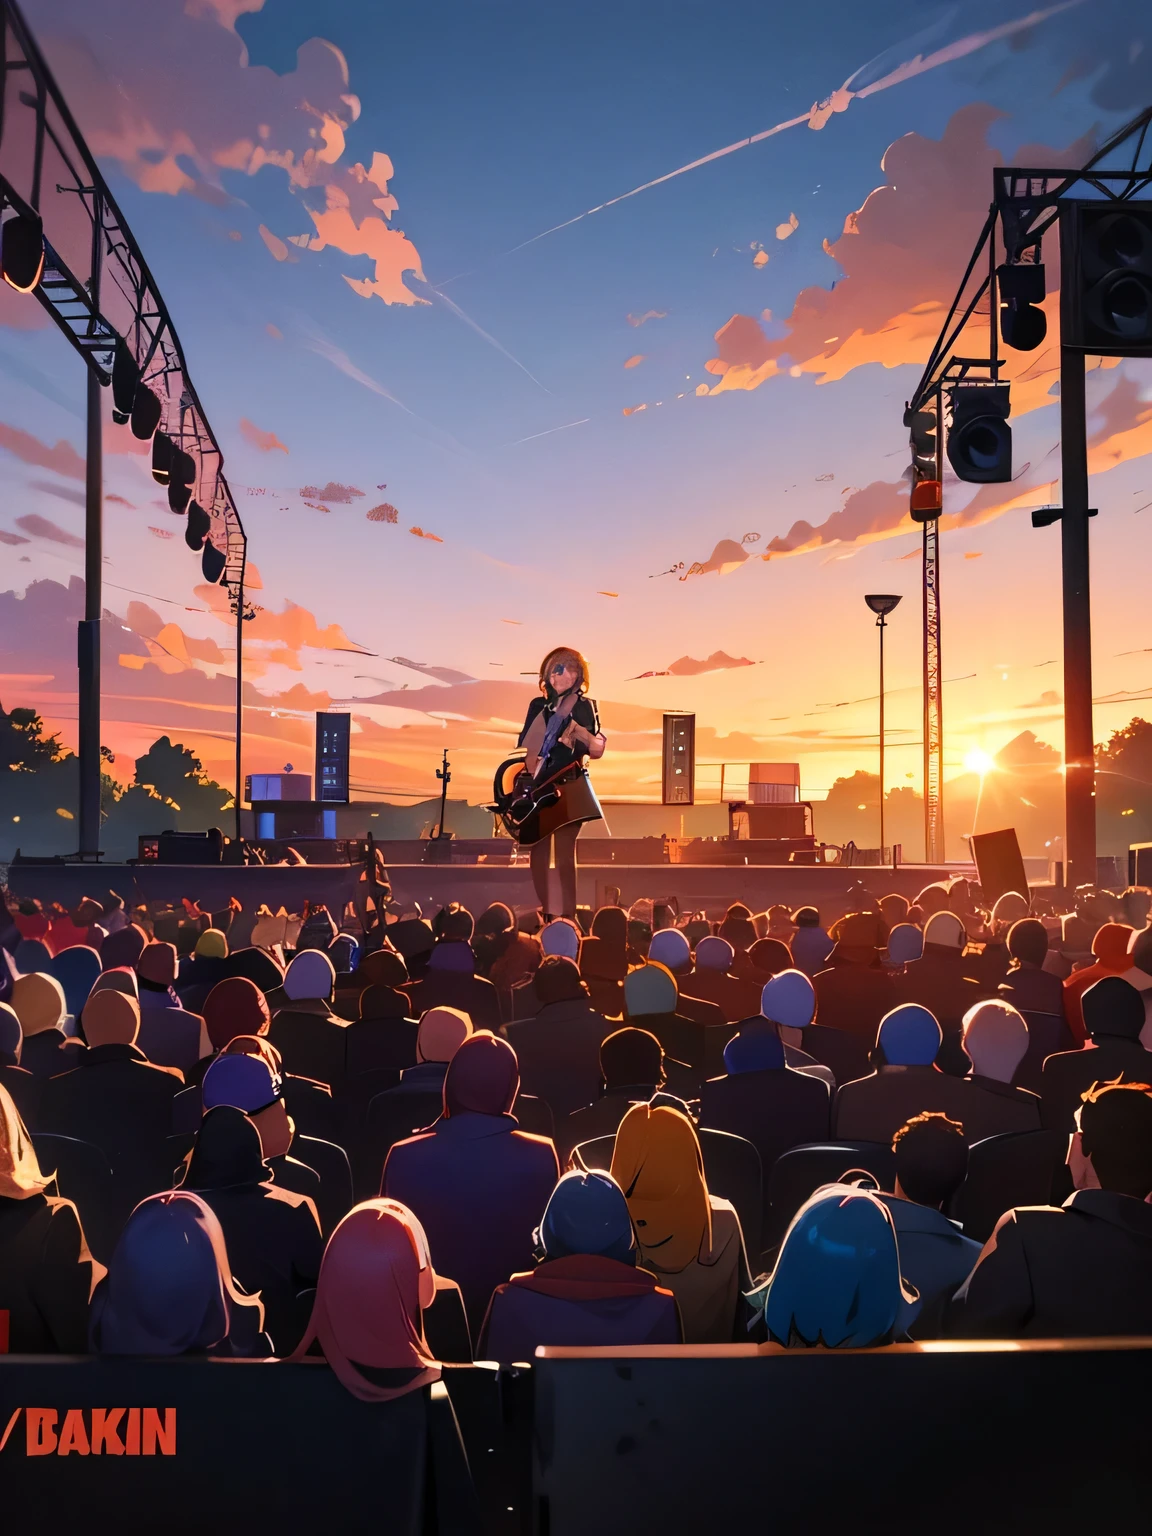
[{"xmin": 7, "ymin": 859, "xmax": 971, "ymax": 924}]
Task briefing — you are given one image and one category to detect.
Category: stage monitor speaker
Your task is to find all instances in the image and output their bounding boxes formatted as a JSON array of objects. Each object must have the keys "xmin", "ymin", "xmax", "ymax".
[
  {"xmin": 970, "ymin": 827, "xmax": 1029, "ymax": 908},
  {"xmin": 1060, "ymin": 199, "xmax": 1152, "ymax": 357},
  {"xmin": 662, "ymin": 713, "xmax": 695, "ymax": 805}
]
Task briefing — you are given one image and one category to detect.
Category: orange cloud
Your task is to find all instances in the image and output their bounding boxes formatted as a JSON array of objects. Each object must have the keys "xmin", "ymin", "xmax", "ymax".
[
  {"xmin": 628, "ymin": 310, "xmax": 667, "ymax": 327},
  {"xmin": 410, "ymin": 526, "xmax": 443, "ymax": 543},
  {"xmin": 239, "ymin": 417, "xmax": 288, "ymax": 453},
  {"xmin": 258, "ymin": 224, "xmax": 292, "ymax": 262},
  {"xmin": 0, "ymin": 422, "xmax": 85, "ymax": 479},
  {"xmin": 624, "ymin": 354, "xmax": 645, "ymax": 369}
]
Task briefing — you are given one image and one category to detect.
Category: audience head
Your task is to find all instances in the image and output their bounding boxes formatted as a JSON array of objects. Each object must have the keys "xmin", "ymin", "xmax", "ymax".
[
  {"xmin": 541, "ymin": 918, "xmax": 581, "ymax": 960},
  {"xmin": 624, "ymin": 961, "xmax": 678, "ymax": 1019},
  {"xmin": 1120, "ymin": 886, "xmax": 1152, "ymax": 930},
  {"xmin": 600, "ymin": 1027, "xmax": 664, "ymax": 1093},
  {"xmin": 184, "ymin": 1105, "xmax": 268, "ymax": 1190},
  {"xmin": 885, "ymin": 923, "xmax": 924, "ymax": 965},
  {"xmin": 748, "ymin": 937, "xmax": 793, "ymax": 977},
  {"xmin": 830, "ymin": 911, "xmax": 885, "ymax": 964},
  {"xmin": 221, "ymin": 1034, "xmax": 283, "ymax": 1074},
  {"xmin": 91, "ymin": 1191, "xmax": 259, "ymax": 1356},
  {"xmin": 0, "ymin": 1081, "xmax": 51, "ymax": 1199},
  {"xmin": 46, "ymin": 946, "xmax": 102, "ymax": 1017},
  {"xmin": 892, "ymin": 1112, "xmax": 968, "ymax": 1210},
  {"xmin": 11, "ymin": 972, "xmax": 66, "ymax": 1037},
  {"xmin": 962, "ymin": 999, "xmax": 1029, "ymax": 1084},
  {"xmin": 590, "ymin": 906, "xmax": 628, "ymax": 945},
  {"xmin": 292, "ymin": 1200, "xmax": 439, "ymax": 1401},
  {"xmin": 0, "ymin": 1003, "xmax": 22, "ymax": 1067},
  {"xmin": 203, "ymin": 1052, "xmax": 291, "ymax": 1160},
  {"xmin": 195, "ymin": 929, "xmax": 229, "ymax": 960},
  {"xmin": 1071, "ymin": 1081, "xmax": 1152, "ymax": 1198},
  {"xmin": 876, "ymin": 1004, "xmax": 942, "ymax": 1066},
  {"xmin": 991, "ymin": 891, "xmax": 1029, "ymax": 928},
  {"xmin": 443, "ymin": 1031, "xmax": 518, "ymax": 1117},
  {"xmin": 647, "ymin": 927, "xmax": 691, "ymax": 974},
  {"xmin": 100, "ymin": 924, "xmax": 149, "ymax": 971},
  {"xmin": 328, "ymin": 935, "xmax": 358, "ymax": 974},
  {"xmin": 1007, "ymin": 917, "xmax": 1049, "ymax": 968},
  {"xmin": 611, "ymin": 1103, "xmax": 711, "ymax": 1274},
  {"xmin": 627, "ymin": 918, "xmax": 652, "ymax": 958},
  {"xmin": 1091, "ymin": 922, "xmax": 1135, "ymax": 967},
  {"xmin": 695, "ymin": 935, "xmax": 734, "ymax": 973},
  {"xmin": 91, "ymin": 966, "xmax": 139, "ymax": 1002},
  {"xmin": 1081, "ymin": 976, "xmax": 1145, "ymax": 1041},
  {"xmin": 760, "ymin": 968, "xmax": 816, "ymax": 1036},
  {"xmin": 1129, "ymin": 923, "xmax": 1152, "ymax": 975},
  {"xmin": 137, "ymin": 941, "xmax": 178, "ymax": 988},
  {"xmin": 224, "ymin": 946, "xmax": 285, "ymax": 992},
  {"xmin": 433, "ymin": 903, "xmax": 474, "ymax": 944},
  {"xmin": 534, "ymin": 956, "xmax": 587, "ymax": 1006},
  {"xmin": 539, "ymin": 1170, "xmax": 636, "ymax": 1265},
  {"xmin": 723, "ymin": 1019, "xmax": 785, "ymax": 1075},
  {"xmin": 765, "ymin": 1186, "xmax": 914, "ymax": 1349},
  {"xmin": 415, "ymin": 1005, "xmax": 472, "ymax": 1064},
  {"xmin": 475, "ymin": 903, "xmax": 515, "ymax": 938},
  {"xmin": 204, "ymin": 976, "xmax": 271, "ymax": 1053},
  {"xmin": 792, "ymin": 906, "xmax": 821, "ymax": 930},
  {"xmin": 283, "ymin": 949, "xmax": 336, "ymax": 1004},
  {"xmin": 922, "ymin": 910, "xmax": 967, "ymax": 952},
  {"xmin": 879, "ymin": 893, "xmax": 910, "ymax": 928},
  {"xmin": 388, "ymin": 917, "xmax": 436, "ymax": 966},
  {"xmin": 915, "ymin": 884, "xmax": 950, "ymax": 918},
  {"xmin": 357, "ymin": 949, "xmax": 409, "ymax": 991},
  {"xmin": 82, "ymin": 988, "xmax": 141, "ymax": 1049},
  {"xmin": 718, "ymin": 908, "xmax": 757, "ymax": 952}
]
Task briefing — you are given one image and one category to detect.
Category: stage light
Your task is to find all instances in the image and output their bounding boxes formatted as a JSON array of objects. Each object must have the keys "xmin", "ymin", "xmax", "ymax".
[
  {"xmin": 1061, "ymin": 201, "xmax": 1152, "ymax": 356},
  {"xmin": 947, "ymin": 383, "xmax": 1011, "ymax": 483},
  {"xmin": 965, "ymin": 748, "xmax": 996, "ymax": 776},
  {"xmin": 904, "ymin": 400, "xmax": 941, "ymax": 522},
  {"xmin": 201, "ymin": 540, "xmax": 226, "ymax": 583},
  {"xmin": 168, "ymin": 480, "xmax": 191, "ymax": 513},
  {"xmin": 111, "ymin": 340, "xmax": 140, "ymax": 425},
  {"xmin": 998, "ymin": 261, "xmax": 1047, "ymax": 351},
  {"xmin": 185, "ymin": 499, "xmax": 211, "ymax": 550},
  {"xmin": 130, "ymin": 384, "xmax": 162, "ymax": 440},
  {"xmin": 151, "ymin": 432, "xmax": 173, "ymax": 485},
  {"xmin": 1, "ymin": 211, "xmax": 44, "ymax": 292}
]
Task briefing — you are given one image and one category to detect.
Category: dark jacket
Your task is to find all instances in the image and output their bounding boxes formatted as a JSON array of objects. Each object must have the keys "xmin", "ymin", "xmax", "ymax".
[
  {"xmin": 479, "ymin": 1253, "xmax": 680, "ymax": 1362},
  {"xmin": 998, "ymin": 963, "xmax": 1067, "ymax": 1018},
  {"xmin": 135, "ymin": 997, "xmax": 203, "ymax": 1074},
  {"xmin": 344, "ymin": 1013, "xmax": 420, "ymax": 1077},
  {"xmin": 678, "ymin": 969, "xmax": 762, "ymax": 1024},
  {"xmin": 504, "ymin": 999, "xmax": 611, "ymax": 1120},
  {"xmin": 874, "ymin": 1193, "xmax": 981, "ymax": 1339},
  {"xmin": 699, "ymin": 1064, "xmax": 830, "ymax": 1177},
  {"xmin": 813, "ymin": 960, "xmax": 895, "ymax": 1042},
  {"xmin": 404, "ymin": 946, "xmax": 501, "ymax": 1030},
  {"xmin": 38, "ymin": 1043, "xmax": 182, "ymax": 1202},
  {"xmin": 960, "ymin": 1075, "xmax": 1042, "ymax": 1142},
  {"xmin": 269, "ymin": 1000, "xmax": 349, "ymax": 1089},
  {"xmin": 0, "ymin": 1193, "xmax": 99, "ymax": 1352},
  {"xmin": 182, "ymin": 1106, "xmax": 323, "ymax": 1354},
  {"xmin": 0, "ymin": 1063, "xmax": 42, "ymax": 1131},
  {"xmin": 18, "ymin": 1028, "xmax": 73, "ymax": 1080},
  {"xmin": 384, "ymin": 1110, "xmax": 559, "ymax": 1337},
  {"xmin": 1040, "ymin": 1037, "xmax": 1152, "ymax": 1132},
  {"xmin": 950, "ymin": 1189, "xmax": 1152, "ymax": 1337},
  {"xmin": 561, "ymin": 1087, "xmax": 659, "ymax": 1167},
  {"xmin": 834, "ymin": 1064, "xmax": 983, "ymax": 1146},
  {"xmin": 897, "ymin": 947, "xmax": 991, "ymax": 1069},
  {"xmin": 801, "ymin": 1023, "xmax": 872, "ymax": 1090}
]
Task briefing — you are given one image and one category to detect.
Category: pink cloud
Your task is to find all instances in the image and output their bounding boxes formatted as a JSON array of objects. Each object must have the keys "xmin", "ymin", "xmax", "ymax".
[
  {"xmin": 239, "ymin": 417, "xmax": 288, "ymax": 453},
  {"xmin": 15, "ymin": 514, "xmax": 85, "ymax": 547},
  {"xmin": 0, "ymin": 422, "xmax": 85, "ymax": 480},
  {"xmin": 299, "ymin": 482, "xmax": 364, "ymax": 503}
]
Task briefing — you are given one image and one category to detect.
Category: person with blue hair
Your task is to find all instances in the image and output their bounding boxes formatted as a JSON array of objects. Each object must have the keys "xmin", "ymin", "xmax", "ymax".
[
  {"xmin": 834, "ymin": 1003, "xmax": 976, "ymax": 1144},
  {"xmin": 699, "ymin": 1016, "xmax": 829, "ymax": 1182},
  {"xmin": 45, "ymin": 945, "xmax": 102, "ymax": 1023},
  {"xmin": 479, "ymin": 1168, "xmax": 680, "ymax": 1360},
  {"xmin": 89, "ymin": 1189, "xmax": 268, "ymax": 1356},
  {"xmin": 761, "ymin": 1183, "xmax": 918, "ymax": 1348}
]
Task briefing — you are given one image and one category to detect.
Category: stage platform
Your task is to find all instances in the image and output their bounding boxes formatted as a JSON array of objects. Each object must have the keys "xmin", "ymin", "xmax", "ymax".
[{"xmin": 7, "ymin": 859, "xmax": 974, "ymax": 924}]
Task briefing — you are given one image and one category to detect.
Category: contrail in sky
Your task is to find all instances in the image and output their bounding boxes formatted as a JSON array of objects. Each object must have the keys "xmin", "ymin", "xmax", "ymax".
[
  {"xmin": 420, "ymin": 278, "xmax": 551, "ymax": 392},
  {"xmin": 510, "ymin": 418, "xmax": 590, "ymax": 445},
  {"xmin": 504, "ymin": 2, "xmax": 1082, "ymax": 255}
]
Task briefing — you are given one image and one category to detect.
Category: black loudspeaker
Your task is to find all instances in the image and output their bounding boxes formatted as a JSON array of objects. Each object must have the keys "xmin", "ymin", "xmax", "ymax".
[
  {"xmin": 947, "ymin": 384, "xmax": 1011, "ymax": 483},
  {"xmin": 662, "ymin": 713, "xmax": 695, "ymax": 805},
  {"xmin": 998, "ymin": 261, "xmax": 1047, "ymax": 351},
  {"xmin": 1061, "ymin": 200, "xmax": 1152, "ymax": 356},
  {"xmin": 970, "ymin": 827, "xmax": 1029, "ymax": 908}
]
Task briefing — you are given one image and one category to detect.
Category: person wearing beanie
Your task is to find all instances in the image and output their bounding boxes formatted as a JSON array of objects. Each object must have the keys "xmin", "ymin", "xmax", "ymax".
[
  {"xmin": 884, "ymin": 924, "xmax": 924, "ymax": 970},
  {"xmin": 1040, "ymin": 975, "xmax": 1152, "ymax": 1132},
  {"xmin": 10, "ymin": 972, "xmax": 71, "ymax": 1079},
  {"xmin": 645, "ymin": 929, "xmax": 726, "ymax": 1029},
  {"xmin": 38, "ymin": 989, "xmax": 184, "ymax": 1224},
  {"xmin": 789, "ymin": 907, "xmax": 834, "ymax": 978},
  {"xmin": 45, "ymin": 945, "xmax": 101, "ymax": 1023},
  {"xmin": 505, "ymin": 956, "xmax": 610, "ymax": 1121},
  {"xmin": 0, "ymin": 1002, "xmax": 41, "ymax": 1130},
  {"xmin": 896, "ymin": 910, "xmax": 992, "ymax": 1074},
  {"xmin": 679, "ymin": 937, "xmax": 761, "ymax": 1023},
  {"xmin": 757, "ymin": 970, "xmax": 835, "ymax": 1088},
  {"xmin": 479, "ymin": 1168, "xmax": 680, "ymax": 1360},
  {"xmin": 344, "ymin": 950, "xmax": 420, "ymax": 1078},
  {"xmin": 1062, "ymin": 922, "xmax": 1139, "ymax": 1046},
  {"xmin": 957, "ymin": 1000, "xmax": 1041, "ymax": 1140},
  {"xmin": 133, "ymin": 940, "xmax": 203, "ymax": 1073},
  {"xmin": 833, "ymin": 1003, "xmax": 977, "ymax": 1145},
  {"xmin": 176, "ymin": 926, "xmax": 231, "ymax": 1009},
  {"xmin": 402, "ymin": 907, "xmax": 500, "ymax": 1029},
  {"xmin": 812, "ymin": 911, "xmax": 896, "ymax": 1046},
  {"xmin": 624, "ymin": 961, "xmax": 733, "ymax": 1087},
  {"xmin": 383, "ymin": 1032, "xmax": 559, "ymax": 1338},
  {"xmin": 268, "ymin": 949, "xmax": 348, "ymax": 1089},
  {"xmin": 699, "ymin": 1013, "xmax": 829, "ymax": 1193}
]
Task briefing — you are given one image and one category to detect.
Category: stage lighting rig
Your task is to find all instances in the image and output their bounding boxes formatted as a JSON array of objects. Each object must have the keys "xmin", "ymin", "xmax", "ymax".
[
  {"xmin": 904, "ymin": 398, "xmax": 942, "ymax": 521},
  {"xmin": 998, "ymin": 258, "xmax": 1047, "ymax": 351},
  {"xmin": 1061, "ymin": 201, "xmax": 1152, "ymax": 355},
  {"xmin": 946, "ymin": 383, "xmax": 1012, "ymax": 483},
  {"xmin": 1, "ymin": 209, "xmax": 44, "ymax": 291}
]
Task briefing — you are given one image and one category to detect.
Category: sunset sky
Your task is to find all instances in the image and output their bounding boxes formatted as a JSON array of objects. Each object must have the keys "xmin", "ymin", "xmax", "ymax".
[{"xmin": 2, "ymin": 0, "xmax": 1152, "ymax": 851}]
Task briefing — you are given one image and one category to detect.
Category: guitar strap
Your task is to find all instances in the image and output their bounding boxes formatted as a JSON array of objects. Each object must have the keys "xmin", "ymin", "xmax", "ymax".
[{"xmin": 533, "ymin": 690, "xmax": 579, "ymax": 781}]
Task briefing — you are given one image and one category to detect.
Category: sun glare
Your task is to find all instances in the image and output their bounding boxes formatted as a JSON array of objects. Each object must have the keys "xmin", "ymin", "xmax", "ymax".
[{"xmin": 964, "ymin": 749, "xmax": 996, "ymax": 776}]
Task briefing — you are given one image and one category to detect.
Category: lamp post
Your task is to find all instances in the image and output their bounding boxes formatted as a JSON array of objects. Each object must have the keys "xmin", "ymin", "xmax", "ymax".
[{"xmin": 865, "ymin": 594, "xmax": 902, "ymax": 859}]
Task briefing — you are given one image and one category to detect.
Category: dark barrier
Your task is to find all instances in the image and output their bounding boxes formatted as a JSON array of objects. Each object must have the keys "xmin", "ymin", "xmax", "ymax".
[
  {"xmin": 533, "ymin": 1339, "xmax": 1152, "ymax": 1534},
  {"xmin": 0, "ymin": 1356, "xmax": 482, "ymax": 1534}
]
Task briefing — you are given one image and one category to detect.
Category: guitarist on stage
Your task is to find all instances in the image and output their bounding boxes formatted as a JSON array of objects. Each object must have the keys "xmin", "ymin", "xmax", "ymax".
[{"xmin": 517, "ymin": 646, "xmax": 606, "ymax": 920}]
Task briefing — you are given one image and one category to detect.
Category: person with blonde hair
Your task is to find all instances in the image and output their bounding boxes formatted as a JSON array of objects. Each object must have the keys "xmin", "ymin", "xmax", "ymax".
[
  {"xmin": 610, "ymin": 1101, "xmax": 749, "ymax": 1342},
  {"xmin": 510, "ymin": 646, "xmax": 606, "ymax": 921}
]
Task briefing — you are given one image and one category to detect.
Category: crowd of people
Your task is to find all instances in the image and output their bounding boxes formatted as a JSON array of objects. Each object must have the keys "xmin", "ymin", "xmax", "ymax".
[{"xmin": 2, "ymin": 874, "xmax": 1152, "ymax": 1395}]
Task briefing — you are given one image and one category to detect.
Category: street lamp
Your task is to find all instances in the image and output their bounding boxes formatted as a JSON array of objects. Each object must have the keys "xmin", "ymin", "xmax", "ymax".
[{"xmin": 865, "ymin": 594, "xmax": 903, "ymax": 859}]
